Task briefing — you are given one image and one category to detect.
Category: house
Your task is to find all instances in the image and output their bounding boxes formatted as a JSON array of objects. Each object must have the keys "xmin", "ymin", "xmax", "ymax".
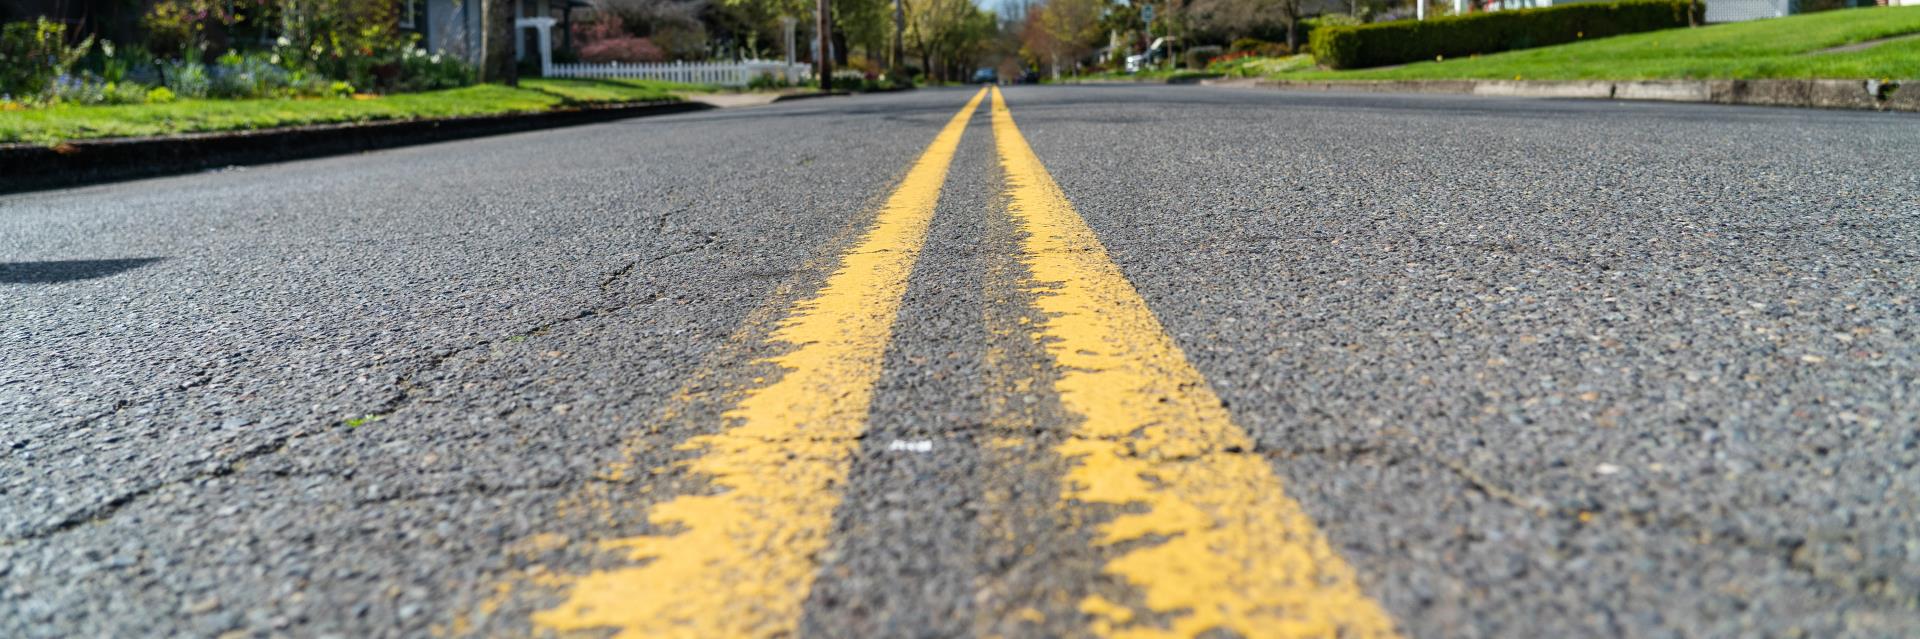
[
  {"xmin": 1705, "ymin": 0, "xmax": 1894, "ymax": 23},
  {"xmin": 406, "ymin": 0, "xmax": 586, "ymax": 67}
]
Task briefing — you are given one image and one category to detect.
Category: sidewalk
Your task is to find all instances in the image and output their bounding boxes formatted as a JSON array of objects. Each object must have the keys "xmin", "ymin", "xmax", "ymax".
[{"xmin": 1201, "ymin": 77, "xmax": 1919, "ymax": 112}]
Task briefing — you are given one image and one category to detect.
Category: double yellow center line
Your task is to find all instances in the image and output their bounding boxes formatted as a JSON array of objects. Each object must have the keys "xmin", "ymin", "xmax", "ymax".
[{"xmin": 529, "ymin": 87, "xmax": 1398, "ymax": 639}]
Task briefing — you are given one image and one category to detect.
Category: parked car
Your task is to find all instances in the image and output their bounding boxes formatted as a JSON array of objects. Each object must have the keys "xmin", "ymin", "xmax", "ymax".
[
  {"xmin": 972, "ymin": 67, "xmax": 999, "ymax": 84},
  {"xmin": 1125, "ymin": 37, "xmax": 1176, "ymax": 73}
]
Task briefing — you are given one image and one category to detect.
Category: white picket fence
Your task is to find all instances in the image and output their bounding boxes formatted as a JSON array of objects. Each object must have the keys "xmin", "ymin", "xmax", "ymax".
[{"xmin": 546, "ymin": 60, "xmax": 811, "ymax": 87}]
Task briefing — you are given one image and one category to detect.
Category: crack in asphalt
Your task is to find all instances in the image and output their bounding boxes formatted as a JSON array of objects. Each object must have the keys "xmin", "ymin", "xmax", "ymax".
[
  {"xmin": 2, "ymin": 433, "xmax": 292, "ymax": 547},
  {"xmin": 598, "ymin": 261, "xmax": 641, "ymax": 291},
  {"xmin": 5, "ymin": 251, "xmax": 691, "ymax": 546},
  {"xmin": 600, "ymin": 229, "xmax": 716, "ymax": 292},
  {"xmin": 1416, "ymin": 448, "xmax": 1555, "ymax": 518},
  {"xmin": 352, "ymin": 476, "xmax": 596, "ymax": 507},
  {"xmin": 48, "ymin": 373, "xmax": 215, "ymax": 433}
]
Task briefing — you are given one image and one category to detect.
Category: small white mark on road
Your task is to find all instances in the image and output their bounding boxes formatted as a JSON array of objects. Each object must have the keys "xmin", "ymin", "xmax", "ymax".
[
  {"xmin": 886, "ymin": 439, "xmax": 934, "ymax": 453},
  {"xmin": 1595, "ymin": 463, "xmax": 1623, "ymax": 476}
]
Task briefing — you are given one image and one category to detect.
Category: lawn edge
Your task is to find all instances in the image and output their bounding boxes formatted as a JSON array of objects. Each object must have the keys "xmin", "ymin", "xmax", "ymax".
[
  {"xmin": 1200, "ymin": 76, "xmax": 1920, "ymax": 112},
  {"xmin": 0, "ymin": 100, "xmax": 711, "ymax": 195}
]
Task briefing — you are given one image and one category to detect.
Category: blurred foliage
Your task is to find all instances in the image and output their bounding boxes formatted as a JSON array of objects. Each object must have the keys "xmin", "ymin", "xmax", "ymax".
[{"xmin": 1, "ymin": 18, "xmax": 93, "ymax": 102}]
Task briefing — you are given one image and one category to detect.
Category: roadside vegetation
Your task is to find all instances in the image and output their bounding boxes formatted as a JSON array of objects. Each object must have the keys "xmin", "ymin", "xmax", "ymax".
[
  {"xmin": 1288, "ymin": 6, "xmax": 1920, "ymax": 80},
  {"xmin": 3, "ymin": 0, "xmax": 962, "ymax": 146},
  {"xmin": 1025, "ymin": 0, "xmax": 1916, "ymax": 86},
  {"xmin": 8, "ymin": 0, "xmax": 1914, "ymax": 148},
  {"xmin": 0, "ymin": 79, "xmax": 709, "ymax": 145},
  {"xmin": 1306, "ymin": 0, "xmax": 1698, "ymax": 70}
]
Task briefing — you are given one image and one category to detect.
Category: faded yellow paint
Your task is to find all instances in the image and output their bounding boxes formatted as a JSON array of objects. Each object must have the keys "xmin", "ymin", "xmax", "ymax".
[
  {"xmin": 988, "ymin": 87, "xmax": 1401, "ymax": 639},
  {"xmin": 531, "ymin": 88, "xmax": 988, "ymax": 639}
]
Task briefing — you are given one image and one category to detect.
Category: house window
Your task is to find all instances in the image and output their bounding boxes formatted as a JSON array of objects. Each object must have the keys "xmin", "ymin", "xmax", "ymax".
[{"xmin": 400, "ymin": 0, "xmax": 425, "ymax": 29}]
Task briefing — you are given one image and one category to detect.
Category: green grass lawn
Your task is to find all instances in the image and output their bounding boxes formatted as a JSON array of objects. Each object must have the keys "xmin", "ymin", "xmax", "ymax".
[
  {"xmin": 521, "ymin": 78, "xmax": 717, "ymax": 103},
  {"xmin": 0, "ymin": 78, "xmax": 712, "ymax": 146},
  {"xmin": 1283, "ymin": 6, "xmax": 1920, "ymax": 81}
]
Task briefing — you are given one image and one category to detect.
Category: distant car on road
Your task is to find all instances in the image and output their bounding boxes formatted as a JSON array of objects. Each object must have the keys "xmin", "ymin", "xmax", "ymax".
[{"xmin": 972, "ymin": 68, "xmax": 999, "ymax": 84}]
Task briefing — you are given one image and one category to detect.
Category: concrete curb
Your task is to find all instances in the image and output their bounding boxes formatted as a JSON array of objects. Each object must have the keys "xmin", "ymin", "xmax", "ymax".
[
  {"xmin": 0, "ymin": 100, "xmax": 711, "ymax": 195},
  {"xmin": 1199, "ymin": 77, "xmax": 1919, "ymax": 112}
]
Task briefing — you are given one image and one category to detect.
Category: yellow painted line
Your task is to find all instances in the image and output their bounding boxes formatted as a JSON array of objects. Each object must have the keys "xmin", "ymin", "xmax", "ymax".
[
  {"xmin": 987, "ymin": 86, "xmax": 1401, "ymax": 639},
  {"xmin": 532, "ymin": 87, "xmax": 987, "ymax": 639}
]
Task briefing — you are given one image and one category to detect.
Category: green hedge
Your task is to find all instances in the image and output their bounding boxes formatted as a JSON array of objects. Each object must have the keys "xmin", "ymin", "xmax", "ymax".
[{"xmin": 1309, "ymin": 0, "xmax": 1701, "ymax": 70}]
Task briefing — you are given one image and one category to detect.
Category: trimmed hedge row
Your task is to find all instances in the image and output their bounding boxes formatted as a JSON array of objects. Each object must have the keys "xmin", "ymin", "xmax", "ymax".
[{"xmin": 1309, "ymin": 0, "xmax": 1701, "ymax": 70}]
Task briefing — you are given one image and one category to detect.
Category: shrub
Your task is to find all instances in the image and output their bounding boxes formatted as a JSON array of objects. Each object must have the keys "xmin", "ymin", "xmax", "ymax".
[
  {"xmin": 1229, "ymin": 37, "xmax": 1292, "ymax": 57},
  {"xmin": 1309, "ymin": 0, "xmax": 1700, "ymax": 69},
  {"xmin": 574, "ymin": 13, "xmax": 667, "ymax": 63},
  {"xmin": 44, "ymin": 72, "xmax": 157, "ymax": 106},
  {"xmin": 82, "ymin": 40, "xmax": 156, "ymax": 85},
  {"xmin": 141, "ymin": 0, "xmax": 232, "ymax": 61},
  {"xmin": 1305, "ymin": 14, "xmax": 1363, "ymax": 29},
  {"xmin": 266, "ymin": 0, "xmax": 415, "ymax": 90},
  {"xmin": 747, "ymin": 72, "xmax": 790, "ymax": 90},
  {"xmin": 651, "ymin": 25, "xmax": 709, "ymax": 60},
  {"xmin": 1210, "ymin": 51, "xmax": 1317, "ymax": 77},
  {"xmin": 48, "ymin": 75, "xmax": 107, "ymax": 104},
  {"xmin": 209, "ymin": 51, "xmax": 298, "ymax": 99},
  {"xmin": 146, "ymin": 86, "xmax": 177, "ymax": 103},
  {"xmin": 580, "ymin": 37, "xmax": 667, "ymax": 63},
  {"xmin": 1184, "ymin": 45, "xmax": 1224, "ymax": 70},
  {"xmin": 160, "ymin": 60, "xmax": 212, "ymax": 98},
  {"xmin": 397, "ymin": 48, "xmax": 474, "ymax": 91},
  {"xmin": 1207, "ymin": 50, "xmax": 1257, "ymax": 73},
  {"xmin": 1, "ymin": 18, "xmax": 93, "ymax": 102},
  {"xmin": 106, "ymin": 81, "xmax": 151, "ymax": 104}
]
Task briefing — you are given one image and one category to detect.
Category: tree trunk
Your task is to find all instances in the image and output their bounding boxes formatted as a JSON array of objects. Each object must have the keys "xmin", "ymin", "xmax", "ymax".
[
  {"xmin": 482, "ymin": 0, "xmax": 518, "ymax": 86},
  {"xmin": 817, "ymin": 0, "xmax": 834, "ymax": 91},
  {"xmin": 831, "ymin": 30, "xmax": 850, "ymax": 66},
  {"xmin": 890, "ymin": 0, "xmax": 905, "ymax": 77}
]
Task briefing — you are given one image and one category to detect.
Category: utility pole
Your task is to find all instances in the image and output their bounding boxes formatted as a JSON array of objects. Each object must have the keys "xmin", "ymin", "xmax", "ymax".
[{"xmin": 817, "ymin": 0, "xmax": 834, "ymax": 91}]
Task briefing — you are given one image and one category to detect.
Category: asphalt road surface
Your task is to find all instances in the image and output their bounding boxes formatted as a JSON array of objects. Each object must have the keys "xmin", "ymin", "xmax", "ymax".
[{"xmin": 3, "ymin": 85, "xmax": 1917, "ymax": 639}]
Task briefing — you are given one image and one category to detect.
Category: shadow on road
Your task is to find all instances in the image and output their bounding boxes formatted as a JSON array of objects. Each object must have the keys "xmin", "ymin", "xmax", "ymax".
[{"xmin": 0, "ymin": 258, "xmax": 165, "ymax": 284}]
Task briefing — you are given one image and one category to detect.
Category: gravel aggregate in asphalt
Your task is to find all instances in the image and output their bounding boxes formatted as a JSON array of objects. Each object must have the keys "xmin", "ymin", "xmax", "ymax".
[{"xmin": 3, "ymin": 85, "xmax": 1916, "ymax": 638}]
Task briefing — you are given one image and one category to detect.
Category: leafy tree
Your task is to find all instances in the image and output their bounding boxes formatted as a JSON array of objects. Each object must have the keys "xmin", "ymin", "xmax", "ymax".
[
  {"xmin": 703, "ymin": 0, "xmax": 891, "ymax": 63},
  {"xmin": 1020, "ymin": 0, "xmax": 1103, "ymax": 77},
  {"xmin": 1188, "ymin": 0, "xmax": 1306, "ymax": 49},
  {"xmin": 904, "ymin": 0, "xmax": 994, "ymax": 81},
  {"xmin": 597, "ymin": 0, "xmax": 712, "ymax": 58}
]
